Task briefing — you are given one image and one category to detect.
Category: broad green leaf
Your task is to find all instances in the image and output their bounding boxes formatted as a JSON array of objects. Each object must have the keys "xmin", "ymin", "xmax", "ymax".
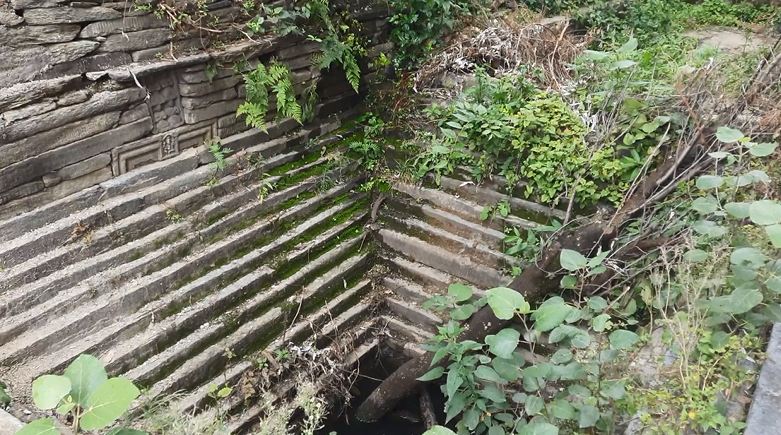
[
  {"xmin": 445, "ymin": 393, "xmax": 465, "ymax": 422},
  {"xmin": 0, "ymin": 384, "xmax": 10, "ymax": 405},
  {"xmin": 683, "ymin": 249, "xmax": 708, "ymax": 263},
  {"xmin": 486, "ymin": 287, "xmax": 530, "ymax": 320},
  {"xmin": 591, "ymin": 314, "xmax": 612, "ymax": 332},
  {"xmin": 750, "ymin": 200, "xmax": 781, "ymax": 226},
  {"xmin": 691, "ymin": 195, "xmax": 718, "ymax": 214},
  {"xmin": 64, "ymin": 354, "xmax": 107, "ymax": 406},
  {"xmin": 618, "ymin": 37, "xmax": 638, "ymax": 53},
  {"xmin": 578, "ymin": 404, "xmax": 600, "ymax": 428},
  {"xmin": 613, "ymin": 59, "xmax": 637, "ymax": 69},
  {"xmin": 704, "ymin": 286, "xmax": 763, "ymax": 315},
  {"xmin": 550, "ymin": 399, "xmax": 576, "ymax": 420},
  {"xmin": 32, "ymin": 375, "xmax": 71, "ymax": 410},
  {"xmin": 608, "ymin": 330, "xmax": 639, "ymax": 350},
  {"xmin": 475, "ymin": 365, "xmax": 506, "ymax": 384},
  {"xmin": 479, "ymin": 384, "xmax": 506, "ymax": 403},
  {"xmin": 696, "ymin": 175, "xmax": 723, "ymax": 190},
  {"xmin": 553, "ymin": 362, "xmax": 585, "ymax": 381},
  {"xmin": 525, "ymin": 395, "xmax": 544, "ymax": 415},
  {"xmin": 519, "ymin": 422, "xmax": 559, "ymax": 435},
  {"xmin": 766, "ymin": 224, "xmax": 781, "ymax": 248},
  {"xmin": 724, "ymin": 202, "xmax": 751, "ymax": 219},
  {"xmin": 560, "ymin": 274, "xmax": 577, "ymax": 289},
  {"xmin": 56, "ymin": 396, "xmax": 75, "ymax": 415},
  {"xmin": 16, "ymin": 418, "xmax": 59, "ymax": 435},
  {"xmin": 445, "ymin": 368, "xmax": 463, "ymax": 399},
  {"xmin": 418, "ymin": 366, "xmax": 445, "ymax": 381},
  {"xmin": 716, "ymin": 126, "xmax": 744, "ymax": 143},
  {"xmin": 423, "ymin": 426, "xmax": 457, "ymax": 435},
  {"xmin": 730, "ymin": 247, "xmax": 767, "ymax": 269},
  {"xmin": 551, "ymin": 349, "xmax": 573, "ymax": 365},
  {"xmin": 488, "ymin": 426, "xmax": 506, "ymax": 435},
  {"xmin": 559, "ymin": 249, "xmax": 587, "ymax": 271},
  {"xmin": 549, "ymin": 325, "xmax": 591, "ymax": 348},
  {"xmin": 79, "ymin": 377, "xmax": 140, "ymax": 430},
  {"xmin": 692, "ymin": 220, "xmax": 728, "ymax": 238},
  {"xmin": 747, "ymin": 142, "xmax": 777, "ymax": 157},
  {"xmin": 587, "ymin": 296, "xmax": 608, "ymax": 312},
  {"xmin": 485, "ymin": 328, "xmax": 520, "ymax": 359},
  {"xmin": 492, "ymin": 358, "xmax": 521, "ymax": 381},
  {"xmin": 532, "ymin": 297, "xmax": 573, "ymax": 332},
  {"xmin": 448, "ymin": 283, "xmax": 473, "ymax": 302},
  {"xmin": 600, "ymin": 380, "xmax": 626, "ymax": 400},
  {"xmin": 451, "ymin": 303, "xmax": 477, "ymax": 321}
]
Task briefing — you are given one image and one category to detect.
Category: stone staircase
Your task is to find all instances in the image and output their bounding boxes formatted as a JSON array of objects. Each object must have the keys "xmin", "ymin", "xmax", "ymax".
[{"xmin": 0, "ymin": 112, "xmax": 378, "ymax": 424}]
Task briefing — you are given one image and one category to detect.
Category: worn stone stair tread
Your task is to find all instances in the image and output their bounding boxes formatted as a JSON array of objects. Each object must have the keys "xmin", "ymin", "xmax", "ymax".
[
  {"xmin": 381, "ymin": 315, "xmax": 433, "ymax": 343},
  {"xmin": 145, "ymin": 252, "xmax": 369, "ymax": 398},
  {"xmin": 382, "ymin": 211, "xmax": 516, "ymax": 270},
  {"xmin": 393, "ymin": 181, "xmax": 533, "ymax": 230},
  {"xmin": 176, "ymin": 281, "xmax": 373, "ymax": 417},
  {"xmin": 0, "ymin": 178, "xmax": 360, "ymax": 372},
  {"xmin": 385, "ymin": 297, "xmax": 442, "ymax": 332},
  {"xmin": 377, "ymin": 228, "xmax": 510, "ymax": 290},
  {"xmin": 388, "ymin": 195, "xmax": 507, "ymax": 248},
  {"xmin": 382, "ymin": 254, "xmax": 454, "ymax": 290},
  {"xmin": 0, "ymin": 170, "xmax": 343, "ymax": 345},
  {"xmin": 381, "ymin": 276, "xmax": 431, "ymax": 304}
]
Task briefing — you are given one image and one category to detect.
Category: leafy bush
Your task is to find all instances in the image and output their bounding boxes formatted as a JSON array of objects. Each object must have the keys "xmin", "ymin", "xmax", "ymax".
[
  {"xmin": 389, "ymin": 0, "xmax": 479, "ymax": 68},
  {"xmin": 18, "ymin": 354, "xmax": 141, "ymax": 434}
]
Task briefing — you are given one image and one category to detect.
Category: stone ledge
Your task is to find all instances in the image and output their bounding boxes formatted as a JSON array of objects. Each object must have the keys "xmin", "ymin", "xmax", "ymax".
[{"xmin": 745, "ymin": 323, "xmax": 781, "ymax": 434}]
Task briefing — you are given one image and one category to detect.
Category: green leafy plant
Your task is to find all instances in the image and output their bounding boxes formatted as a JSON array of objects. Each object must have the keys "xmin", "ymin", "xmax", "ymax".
[
  {"xmin": 18, "ymin": 354, "xmax": 141, "ymax": 434},
  {"xmin": 207, "ymin": 138, "xmax": 230, "ymax": 171},
  {"xmin": 237, "ymin": 61, "xmax": 302, "ymax": 131}
]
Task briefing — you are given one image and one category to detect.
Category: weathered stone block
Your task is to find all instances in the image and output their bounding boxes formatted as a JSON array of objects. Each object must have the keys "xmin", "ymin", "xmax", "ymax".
[
  {"xmin": 149, "ymin": 85, "xmax": 178, "ymax": 107},
  {"xmin": 11, "ymin": 0, "xmax": 67, "ymax": 7},
  {"xmin": 180, "ymin": 87, "xmax": 237, "ymax": 109},
  {"xmin": 42, "ymin": 173, "xmax": 62, "ymax": 187},
  {"xmin": 56, "ymin": 153, "xmax": 111, "ymax": 180},
  {"xmin": 57, "ymin": 89, "xmax": 91, "ymax": 106},
  {"xmin": 119, "ymin": 104, "xmax": 149, "ymax": 125},
  {"xmin": 178, "ymin": 76, "xmax": 241, "ymax": 97},
  {"xmin": 277, "ymin": 41, "xmax": 320, "ymax": 60},
  {"xmin": 182, "ymin": 99, "xmax": 240, "ymax": 124},
  {"xmin": 0, "ymin": 117, "xmax": 152, "ymax": 190},
  {"xmin": 98, "ymin": 28, "xmax": 172, "ymax": 52},
  {"xmin": 178, "ymin": 67, "xmax": 235, "ymax": 84},
  {"xmin": 0, "ymin": 88, "xmax": 144, "ymax": 143},
  {"xmin": 79, "ymin": 14, "xmax": 167, "ymax": 38},
  {"xmin": 23, "ymin": 7, "xmax": 121, "ymax": 24},
  {"xmin": 1, "ymin": 100, "xmax": 56, "ymax": 124},
  {"xmin": 0, "ymin": 24, "xmax": 80, "ymax": 46},
  {"xmin": 0, "ymin": 10, "xmax": 24, "ymax": 27},
  {"xmin": 40, "ymin": 52, "xmax": 132, "ymax": 79},
  {"xmin": 0, "ymin": 75, "xmax": 82, "ymax": 112},
  {"xmin": 0, "ymin": 111, "xmax": 120, "ymax": 169},
  {"xmin": 0, "ymin": 41, "xmax": 99, "ymax": 86},
  {"xmin": 0, "ymin": 180, "xmax": 44, "ymax": 206}
]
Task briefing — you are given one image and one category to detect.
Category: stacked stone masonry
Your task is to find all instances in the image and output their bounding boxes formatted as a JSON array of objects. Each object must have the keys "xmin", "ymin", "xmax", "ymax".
[{"xmin": 0, "ymin": 0, "xmax": 391, "ymax": 218}]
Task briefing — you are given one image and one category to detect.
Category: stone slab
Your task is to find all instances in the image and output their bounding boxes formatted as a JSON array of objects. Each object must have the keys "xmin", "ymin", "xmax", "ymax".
[
  {"xmin": 0, "ymin": 24, "xmax": 80, "ymax": 46},
  {"xmin": 0, "ymin": 75, "xmax": 81, "ymax": 112},
  {"xmin": 180, "ymin": 87, "xmax": 237, "ymax": 109},
  {"xmin": 178, "ymin": 75, "xmax": 241, "ymax": 97},
  {"xmin": 79, "ymin": 14, "xmax": 167, "ymax": 38},
  {"xmin": 11, "ymin": 0, "xmax": 67, "ymax": 7},
  {"xmin": 40, "ymin": 51, "xmax": 132, "ymax": 79},
  {"xmin": 0, "ymin": 409, "xmax": 23, "ymax": 435},
  {"xmin": 745, "ymin": 323, "xmax": 781, "ymax": 434},
  {"xmin": 56, "ymin": 153, "xmax": 111, "ymax": 180},
  {"xmin": 0, "ymin": 88, "xmax": 144, "ymax": 143},
  {"xmin": 0, "ymin": 10, "xmax": 25, "ymax": 26},
  {"xmin": 182, "ymin": 99, "xmax": 240, "ymax": 124},
  {"xmin": 98, "ymin": 28, "xmax": 172, "ymax": 52},
  {"xmin": 0, "ymin": 100, "xmax": 56, "ymax": 124},
  {"xmin": 0, "ymin": 117, "xmax": 152, "ymax": 190},
  {"xmin": 0, "ymin": 41, "xmax": 99, "ymax": 86},
  {"xmin": 0, "ymin": 111, "xmax": 120, "ymax": 169},
  {"xmin": 23, "ymin": 6, "xmax": 122, "ymax": 24}
]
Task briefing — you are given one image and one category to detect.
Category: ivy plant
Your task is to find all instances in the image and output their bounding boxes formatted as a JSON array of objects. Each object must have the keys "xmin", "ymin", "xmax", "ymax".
[{"xmin": 18, "ymin": 354, "xmax": 142, "ymax": 435}]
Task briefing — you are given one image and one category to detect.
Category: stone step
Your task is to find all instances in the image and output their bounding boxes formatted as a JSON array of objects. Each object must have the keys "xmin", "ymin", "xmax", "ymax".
[
  {"xmin": 0, "ymin": 178, "xmax": 361, "ymax": 369},
  {"xmin": 381, "ymin": 254, "xmax": 453, "ymax": 290},
  {"xmin": 381, "ymin": 276, "xmax": 431, "ymax": 304},
  {"xmin": 392, "ymin": 181, "xmax": 534, "ymax": 231},
  {"xmin": 144, "ymin": 252, "xmax": 371, "ymax": 398},
  {"xmin": 385, "ymin": 297, "xmax": 442, "ymax": 333},
  {"xmin": 380, "ymin": 210, "xmax": 517, "ymax": 271},
  {"xmin": 0, "ymin": 170, "xmax": 353, "ymax": 343},
  {"xmin": 377, "ymin": 228, "xmax": 510, "ymax": 290}
]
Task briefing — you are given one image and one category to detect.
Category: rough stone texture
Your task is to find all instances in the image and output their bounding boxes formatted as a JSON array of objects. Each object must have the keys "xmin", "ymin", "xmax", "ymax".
[
  {"xmin": 183, "ymin": 99, "xmax": 240, "ymax": 124},
  {"xmin": 0, "ymin": 409, "xmax": 23, "ymax": 435},
  {"xmin": 79, "ymin": 14, "xmax": 167, "ymax": 38},
  {"xmin": 180, "ymin": 87, "xmax": 237, "ymax": 109},
  {"xmin": 745, "ymin": 323, "xmax": 781, "ymax": 434},
  {"xmin": 0, "ymin": 111, "xmax": 121, "ymax": 169},
  {"xmin": 179, "ymin": 75, "xmax": 241, "ymax": 97},
  {"xmin": 11, "ymin": 0, "xmax": 67, "ymax": 7},
  {"xmin": 0, "ymin": 88, "xmax": 144, "ymax": 143},
  {"xmin": 0, "ymin": 117, "xmax": 152, "ymax": 189},
  {"xmin": 23, "ymin": 6, "xmax": 122, "ymax": 24},
  {"xmin": 1, "ymin": 41, "xmax": 99, "ymax": 86},
  {"xmin": 0, "ymin": 100, "xmax": 56, "ymax": 124},
  {"xmin": 0, "ymin": 10, "xmax": 25, "ymax": 27},
  {"xmin": 98, "ymin": 28, "xmax": 172, "ymax": 53},
  {"xmin": 0, "ymin": 180, "xmax": 45, "ymax": 205},
  {"xmin": 0, "ymin": 24, "xmax": 80, "ymax": 46},
  {"xmin": 56, "ymin": 153, "xmax": 111, "ymax": 180},
  {"xmin": 119, "ymin": 104, "xmax": 150, "ymax": 125},
  {"xmin": 56, "ymin": 89, "xmax": 91, "ymax": 106},
  {"xmin": 40, "ymin": 52, "xmax": 132, "ymax": 79},
  {"xmin": 0, "ymin": 75, "xmax": 81, "ymax": 112}
]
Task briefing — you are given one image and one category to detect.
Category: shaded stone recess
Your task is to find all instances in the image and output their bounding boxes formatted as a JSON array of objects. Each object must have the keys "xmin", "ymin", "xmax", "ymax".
[{"xmin": 0, "ymin": 0, "xmax": 391, "ymax": 218}]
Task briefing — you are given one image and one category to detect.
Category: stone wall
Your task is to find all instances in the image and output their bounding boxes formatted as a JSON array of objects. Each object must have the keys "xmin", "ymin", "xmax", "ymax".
[{"xmin": 0, "ymin": 0, "xmax": 391, "ymax": 220}]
